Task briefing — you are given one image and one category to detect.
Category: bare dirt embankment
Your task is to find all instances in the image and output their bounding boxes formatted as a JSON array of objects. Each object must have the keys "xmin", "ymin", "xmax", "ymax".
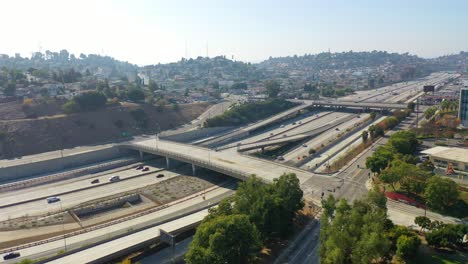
[{"xmin": 0, "ymin": 102, "xmax": 211, "ymax": 158}]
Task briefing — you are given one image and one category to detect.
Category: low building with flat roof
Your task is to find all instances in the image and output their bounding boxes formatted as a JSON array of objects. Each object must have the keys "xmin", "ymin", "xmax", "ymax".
[{"xmin": 421, "ymin": 146, "xmax": 468, "ymax": 172}]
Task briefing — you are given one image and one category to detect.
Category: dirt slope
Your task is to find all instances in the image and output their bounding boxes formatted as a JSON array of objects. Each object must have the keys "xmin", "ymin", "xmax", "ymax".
[{"xmin": 0, "ymin": 102, "xmax": 210, "ymax": 158}]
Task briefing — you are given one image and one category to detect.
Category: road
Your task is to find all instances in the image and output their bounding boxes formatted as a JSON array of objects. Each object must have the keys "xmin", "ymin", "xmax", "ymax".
[
  {"xmin": 0, "ymin": 161, "xmax": 184, "ymax": 222},
  {"xmin": 0, "ymin": 183, "xmax": 235, "ymax": 263},
  {"xmin": 280, "ymin": 220, "xmax": 321, "ymax": 264}
]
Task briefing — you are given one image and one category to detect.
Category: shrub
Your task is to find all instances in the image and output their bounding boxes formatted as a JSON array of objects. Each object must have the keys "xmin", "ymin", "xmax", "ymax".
[
  {"xmin": 72, "ymin": 91, "xmax": 107, "ymax": 111},
  {"xmin": 129, "ymin": 108, "xmax": 148, "ymax": 128},
  {"xmin": 396, "ymin": 234, "xmax": 420, "ymax": 259},
  {"xmin": 62, "ymin": 100, "xmax": 81, "ymax": 114}
]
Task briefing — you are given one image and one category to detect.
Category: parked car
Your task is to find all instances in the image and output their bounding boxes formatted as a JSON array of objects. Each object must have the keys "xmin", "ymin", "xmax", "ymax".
[
  {"xmin": 3, "ymin": 252, "xmax": 20, "ymax": 260},
  {"xmin": 335, "ymin": 128, "xmax": 340, "ymax": 131},
  {"xmin": 277, "ymin": 156, "xmax": 285, "ymax": 161},
  {"xmin": 109, "ymin": 176, "xmax": 121, "ymax": 182},
  {"xmin": 142, "ymin": 167, "xmax": 149, "ymax": 172},
  {"xmin": 136, "ymin": 166, "xmax": 144, "ymax": 170},
  {"xmin": 91, "ymin": 179, "xmax": 100, "ymax": 184},
  {"xmin": 46, "ymin": 196, "xmax": 60, "ymax": 204},
  {"xmin": 156, "ymin": 174, "xmax": 165, "ymax": 178},
  {"xmin": 280, "ymin": 124, "xmax": 285, "ymax": 128}
]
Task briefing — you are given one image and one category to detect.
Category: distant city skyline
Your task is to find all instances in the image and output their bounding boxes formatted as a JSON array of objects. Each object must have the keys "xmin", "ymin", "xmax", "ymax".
[{"xmin": 1, "ymin": 0, "xmax": 467, "ymax": 65}]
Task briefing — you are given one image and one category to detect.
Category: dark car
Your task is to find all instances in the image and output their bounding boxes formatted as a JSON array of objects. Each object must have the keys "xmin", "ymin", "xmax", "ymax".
[
  {"xmin": 46, "ymin": 196, "xmax": 60, "ymax": 204},
  {"xmin": 142, "ymin": 167, "xmax": 150, "ymax": 172},
  {"xmin": 136, "ymin": 166, "xmax": 144, "ymax": 170},
  {"xmin": 156, "ymin": 174, "xmax": 165, "ymax": 178},
  {"xmin": 3, "ymin": 252, "xmax": 20, "ymax": 260},
  {"xmin": 91, "ymin": 179, "xmax": 100, "ymax": 184}
]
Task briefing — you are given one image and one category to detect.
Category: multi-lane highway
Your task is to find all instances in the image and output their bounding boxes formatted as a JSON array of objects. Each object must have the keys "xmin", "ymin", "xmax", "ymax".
[{"xmin": 0, "ymin": 71, "xmax": 459, "ymax": 263}]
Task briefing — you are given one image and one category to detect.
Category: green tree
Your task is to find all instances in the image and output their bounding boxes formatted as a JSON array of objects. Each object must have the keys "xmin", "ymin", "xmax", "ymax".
[
  {"xmin": 129, "ymin": 108, "xmax": 148, "ymax": 128},
  {"xmin": 4, "ymin": 82, "xmax": 16, "ymax": 96},
  {"xmin": 426, "ymin": 224, "xmax": 468, "ymax": 249},
  {"xmin": 396, "ymin": 234, "xmax": 420, "ymax": 259},
  {"xmin": 414, "ymin": 216, "xmax": 431, "ymax": 232},
  {"xmin": 407, "ymin": 101, "xmax": 416, "ymax": 112},
  {"xmin": 365, "ymin": 146, "xmax": 394, "ymax": 173},
  {"xmin": 269, "ymin": 173, "xmax": 304, "ymax": 237},
  {"xmin": 362, "ymin": 130, "xmax": 369, "ymax": 142},
  {"xmin": 440, "ymin": 100, "xmax": 451, "ymax": 111},
  {"xmin": 127, "ymin": 88, "xmax": 145, "ymax": 102},
  {"xmin": 265, "ymin": 80, "xmax": 280, "ymax": 98},
  {"xmin": 424, "ymin": 176, "xmax": 459, "ymax": 211},
  {"xmin": 72, "ymin": 91, "xmax": 107, "ymax": 111},
  {"xmin": 369, "ymin": 112, "xmax": 377, "ymax": 120},
  {"xmin": 418, "ymin": 160, "xmax": 435, "ymax": 174},
  {"xmin": 368, "ymin": 125, "xmax": 384, "ymax": 139},
  {"xmin": 185, "ymin": 214, "xmax": 262, "ymax": 264},
  {"xmin": 62, "ymin": 100, "xmax": 81, "ymax": 114},
  {"xmin": 320, "ymin": 193, "xmax": 391, "ymax": 264},
  {"xmin": 388, "ymin": 131, "xmax": 418, "ymax": 155},
  {"xmin": 424, "ymin": 106, "xmax": 437, "ymax": 120},
  {"xmin": 148, "ymin": 79, "xmax": 159, "ymax": 92}
]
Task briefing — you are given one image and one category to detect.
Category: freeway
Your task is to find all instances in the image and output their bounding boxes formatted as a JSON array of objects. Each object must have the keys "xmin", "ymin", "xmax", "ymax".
[
  {"xmin": 282, "ymin": 114, "xmax": 364, "ymax": 164},
  {"xmin": 0, "ymin": 161, "xmax": 181, "ymax": 222},
  {"xmin": 341, "ymin": 72, "xmax": 456, "ymax": 103},
  {"xmin": 0, "ymin": 183, "xmax": 235, "ymax": 263},
  {"xmin": 220, "ymin": 111, "xmax": 331, "ymax": 148},
  {"xmin": 45, "ymin": 209, "xmax": 210, "ymax": 264},
  {"xmin": 312, "ymin": 116, "xmax": 385, "ymax": 172}
]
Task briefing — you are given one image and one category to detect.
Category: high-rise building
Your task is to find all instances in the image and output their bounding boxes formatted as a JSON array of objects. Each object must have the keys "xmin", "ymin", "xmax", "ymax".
[{"xmin": 459, "ymin": 87, "xmax": 468, "ymax": 127}]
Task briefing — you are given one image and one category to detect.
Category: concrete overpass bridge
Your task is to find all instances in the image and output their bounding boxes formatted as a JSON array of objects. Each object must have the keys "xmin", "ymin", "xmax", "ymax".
[
  {"xmin": 231, "ymin": 121, "xmax": 341, "ymax": 152},
  {"xmin": 200, "ymin": 102, "xmax": 312, "ymax": 147},
  {"xmin": 201, "ymin": 100, "xmax": 406, "ymax": 147},
  {"xmin": 120, "ymin": 139, "xmax": 332, "ymax": 186},
  {"xmin": 295, "ymin": 100, "xmax": 408, "ymax": 111}
]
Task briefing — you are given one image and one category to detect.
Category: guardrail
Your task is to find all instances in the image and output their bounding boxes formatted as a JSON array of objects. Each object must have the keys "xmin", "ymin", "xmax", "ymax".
[
  {"xmin": 0, "ymin": 179, "xmax": 235, "ymax": 254},
  {"xmin": 0, "ymin": 157, "xmax": 138, "ymax": 193}
]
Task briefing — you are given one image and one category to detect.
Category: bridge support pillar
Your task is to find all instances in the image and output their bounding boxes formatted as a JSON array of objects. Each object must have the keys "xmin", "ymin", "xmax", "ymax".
[
  {"xmin": 166, "ymin": 156, "xmax": 171, "ymax": 169},
  {"xmin": 192, "ymin": 164, "xmax": 197, "ymax": 176},
  {"xmin": 139, "ymin": 150, "xmax": 144, "ymax": 159},
  {"xmin": 261, "ymin": 147, "xmax": 265, "ymax": 154}
]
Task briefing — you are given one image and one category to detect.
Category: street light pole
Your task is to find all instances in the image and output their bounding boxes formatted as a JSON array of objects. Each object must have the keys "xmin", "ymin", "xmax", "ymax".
[{"xmin": 59, "ymin": 201, "xmax": 67, "ymax": 251}]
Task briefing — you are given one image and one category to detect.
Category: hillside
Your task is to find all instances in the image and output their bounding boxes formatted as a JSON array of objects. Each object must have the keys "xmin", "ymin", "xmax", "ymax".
[{"xmin": 0, "ymin": 102, "xmax": 210, "ymax": 158}]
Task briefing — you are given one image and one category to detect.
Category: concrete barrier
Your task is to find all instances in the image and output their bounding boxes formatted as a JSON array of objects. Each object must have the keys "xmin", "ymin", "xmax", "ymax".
[
  {"xmin": 74, "ymin": 194, "xmax": 141, "ymax": 219},
  {"xmin": 160, "ymin": 126, "xmax": 234, "ymax": 143},
  {"xmin": 0, "ymin": 146, "xmax": 130, "ymax": 183},
  {"xmin": 0, "ymin": 157, "xmax": 138, "ymax": 192}
]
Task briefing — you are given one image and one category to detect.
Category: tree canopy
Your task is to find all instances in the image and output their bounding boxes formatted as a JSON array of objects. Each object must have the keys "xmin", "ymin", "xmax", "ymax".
[
  {"xmin": 186, "ymin": 173, "xmax": 304, "ymax": 263},
  {"xmin": 424, "ymin": 176, "xmax": 459, "ymax": 211},
  {"xmin": 319, "ymin": 189, "xmax": 392, "ymax": 264},
  {"xmin": 185, "ymin": 214, "xmax": 262, "ymax": 264},
  {"xmin": 265, "ymin": 80, "xmax": 280, "ymax": 98}
]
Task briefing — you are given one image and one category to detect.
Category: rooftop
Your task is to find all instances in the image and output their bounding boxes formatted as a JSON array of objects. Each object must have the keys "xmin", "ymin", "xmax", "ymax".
[{"xmin": 421, "ymin": 146, "xmax": 468, "ymax": 164}]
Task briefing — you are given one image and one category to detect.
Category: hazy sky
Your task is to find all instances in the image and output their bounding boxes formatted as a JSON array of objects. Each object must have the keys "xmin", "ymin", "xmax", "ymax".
[{"xmin": 1, "ymin": 0, "xmax": 466, "ymax": 65}]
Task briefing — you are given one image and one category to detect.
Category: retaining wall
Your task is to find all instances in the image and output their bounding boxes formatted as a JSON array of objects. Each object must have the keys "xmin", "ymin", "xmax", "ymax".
[{"xmin": 0, "ymin": 146, "xmax": 130, "ymax": 183}]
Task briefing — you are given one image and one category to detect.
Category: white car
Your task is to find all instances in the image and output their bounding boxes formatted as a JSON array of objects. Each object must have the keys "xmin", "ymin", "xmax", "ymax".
[{"xmin": 109, "ymin": 175, "xmax": 121, "ymax": 182}]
